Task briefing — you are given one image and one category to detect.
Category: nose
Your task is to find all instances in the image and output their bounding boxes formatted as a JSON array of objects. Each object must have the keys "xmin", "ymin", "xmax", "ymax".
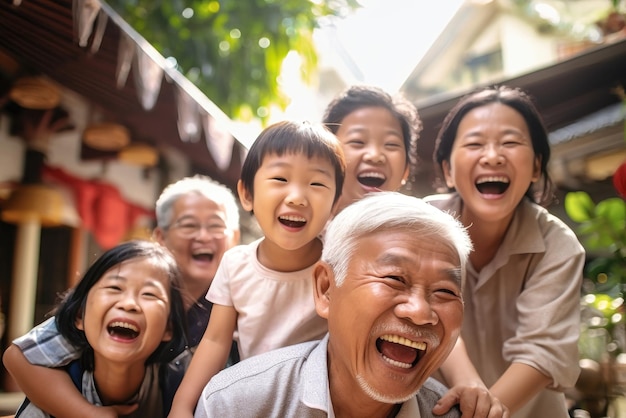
[
  {"xmin": 195, "ymin": 225, "xmax": 212, "ymax": 240},
  {"xmin": 395, "ymin": 290, "xmax": 438, "ymax": 326},
  {"xmin": 364, "ymin": 145, "xmax": 385, "ymax": 164},
  {"xmin": 195, "ymin": 225, "xmax": 221, "ymax": 241},
  {"xmin": 285, "ymin": 184, "xmax": 307, "ymax": 207},
  {"xmin": 117, "ymin": 291, "xmax": 140, "ymax": 312},
  {"xmin": 480, "ymin": 143, "xmax": 504, "ymax": 166}
]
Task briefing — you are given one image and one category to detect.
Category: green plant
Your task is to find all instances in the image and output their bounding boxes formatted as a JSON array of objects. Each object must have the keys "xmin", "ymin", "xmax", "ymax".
[{"xmin": 565, "ymin": 189, "xmax": 626, "ymax": 295}]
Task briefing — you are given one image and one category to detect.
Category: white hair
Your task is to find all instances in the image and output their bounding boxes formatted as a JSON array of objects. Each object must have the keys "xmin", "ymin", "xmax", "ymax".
[
  {"xmin": 155, "ymin": 175, "xmax": 240, "ymax": 232},
  {"xmin": 322, "ymin": 192, "xmax": 472, "ymax": 286}
]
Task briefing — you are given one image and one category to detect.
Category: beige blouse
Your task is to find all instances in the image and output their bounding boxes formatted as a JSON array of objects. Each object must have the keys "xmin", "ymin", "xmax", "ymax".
[{"xmin": 426, "ymin": 193, "xmax": 585, "ymax": 418}]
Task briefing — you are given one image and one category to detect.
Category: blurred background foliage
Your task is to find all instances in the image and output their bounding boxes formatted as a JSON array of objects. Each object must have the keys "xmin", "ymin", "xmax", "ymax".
[
  {"xmin": 107, "ymin": 0, "xmax": 360, "ymax": 122},
  {"xmin": 566, "ymin": 190, "xmax": 626, "ymax": 296}
]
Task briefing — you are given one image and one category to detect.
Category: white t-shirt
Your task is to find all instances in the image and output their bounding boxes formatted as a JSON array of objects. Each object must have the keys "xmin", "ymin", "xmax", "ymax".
[{"xmin": 206, "ymin": 238, "xmax": 327, "ymax": 359}]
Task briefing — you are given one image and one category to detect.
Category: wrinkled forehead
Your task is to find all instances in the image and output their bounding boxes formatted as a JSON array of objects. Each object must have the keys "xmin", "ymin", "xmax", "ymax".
[
  {"xmin": 172, "ymin": 193, "xmax": 229, "ymax": 221},
  {"xmin": 356, "ymin": 229, "xmax": 461, "ymax": 269}
]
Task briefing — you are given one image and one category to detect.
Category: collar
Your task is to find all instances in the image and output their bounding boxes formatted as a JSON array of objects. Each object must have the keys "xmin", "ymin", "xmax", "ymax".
[{"xmin": 302, "ymin": 335, "xmax": 421, "ymax": 418}]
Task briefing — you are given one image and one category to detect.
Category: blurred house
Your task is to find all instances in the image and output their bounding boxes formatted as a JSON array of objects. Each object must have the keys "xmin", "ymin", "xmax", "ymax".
[
  {"xmin": 310, "ymin": 0, "xmax": 626, "ymax": 203},
  {"xmin": 399, "ymin": 0, "xmax": 626, "ymax": 201}
]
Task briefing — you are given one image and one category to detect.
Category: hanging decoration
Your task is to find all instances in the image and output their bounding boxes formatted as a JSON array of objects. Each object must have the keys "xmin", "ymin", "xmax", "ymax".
[
  {"xmin": 68, "ymin": 0, "xmax": 239, "ymax": 171},
  {"xmin": 89, "ymin": 9, "xmax": 109, "ymax": 54},
  {"xmin": 73, "ymin": 0, "xmax": 101, "ymax": 47},
  {"xmin": 176, "ymin": 88, "xmax": 201, "ymax": 143},
  {"xmin": 133, "ymin": 47, "xmax": 163, "ymax": 111},
  {"xmin": 116, "ymin": 32, "xmax": 135, "ymax": 89},
  {"xmin": 203, "ymin": 113, "xmax": 235, "ymax": 171}
]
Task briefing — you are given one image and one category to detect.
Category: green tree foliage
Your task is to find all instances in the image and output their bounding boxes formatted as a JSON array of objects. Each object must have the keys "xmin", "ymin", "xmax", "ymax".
[{"xmin": 107, "ymin": 0, "xmax": 360, "ymax": 121}]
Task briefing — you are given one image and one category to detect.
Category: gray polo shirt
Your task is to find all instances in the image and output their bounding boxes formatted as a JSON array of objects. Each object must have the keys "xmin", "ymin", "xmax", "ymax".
[{"xmin": 194, "ymin": 334, "xmax": 460, "ymax": 418}]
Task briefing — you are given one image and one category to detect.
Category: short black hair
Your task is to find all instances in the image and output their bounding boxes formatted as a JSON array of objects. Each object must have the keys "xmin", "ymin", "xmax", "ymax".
[{"xmin": 239, "ymin": 120, "xmax": 346, "ymax": 204}]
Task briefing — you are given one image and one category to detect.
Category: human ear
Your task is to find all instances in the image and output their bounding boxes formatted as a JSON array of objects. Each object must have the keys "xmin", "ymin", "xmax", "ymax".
[
  {"xmin": 531, "ymin": 156, "xmax": 541, "ymax": 182},
  {"xmin": 162, "ymin": 322, "xmax": 173, "ymax": 342},
  {"xmin": 153, "ymin": 227, "xmax": 166, "ymax": 245},
  {"xmin": 75, "ymin": 311, "xmax": 84, "ymax": 331},
  {"xmin": 313, "ymin": 262, "xmax": 333, "ymax": 319},
  {"xmin": 400, "ymin": 166, "xmax": 409, "ymax": 189},
  {"xmin": 236, "ymin": 180, "xmax": 254, "ymax": 212},
  {"xmin": 442, "ymin": 160, "xmax": 455, "ymax": 188}
]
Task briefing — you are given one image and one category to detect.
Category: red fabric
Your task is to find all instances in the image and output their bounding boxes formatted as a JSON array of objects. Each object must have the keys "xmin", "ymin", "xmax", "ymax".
[
  {"xmin": 42, "ymin": 165, "xmax": 155, "ymax": 249},
  {"xmin": 614, "ymin": 160, "xmax": 626, "ymax": 199},
  {"xmin": 92, "ymin": 182, "xmax": 128, "ymax": 249}
]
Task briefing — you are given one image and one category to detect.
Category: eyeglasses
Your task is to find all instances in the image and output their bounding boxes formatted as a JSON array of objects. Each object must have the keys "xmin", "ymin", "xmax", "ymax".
[{"xmin": 169, "ymin": 219, "xmax": 227, "ymax": 239}]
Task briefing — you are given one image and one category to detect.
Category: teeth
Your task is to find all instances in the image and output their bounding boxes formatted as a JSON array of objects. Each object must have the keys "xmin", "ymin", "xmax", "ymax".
[
  {"xmin": 379, "ymin": 334, "xmax": 426, "ymax": 351},
  {"xmin": 359, "ymin": 172, "xmax": 385, "ymax": 179},
  {"xmin": 109, "ymin": 321, "xmax": 138, "ymax": 332},
  {"xmin": 382, "ymin": 355, "xmax": 413, "ymax": 369},
  {"xmin": 476, "ymin": 176, "xmax": 509, "ymax": 184},
  {"xmin": 279, "ymin": 215, "xmax": 306, "ymax": 222}
]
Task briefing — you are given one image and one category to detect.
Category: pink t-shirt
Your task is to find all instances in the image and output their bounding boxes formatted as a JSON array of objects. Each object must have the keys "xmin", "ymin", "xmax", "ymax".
[{"xmin": 207, "ymin": 238, "xmax": 327, "ymax": 359}]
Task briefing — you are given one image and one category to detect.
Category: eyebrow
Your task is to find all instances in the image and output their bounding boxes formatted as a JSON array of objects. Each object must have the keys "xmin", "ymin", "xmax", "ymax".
[
  {"xmin": 345, "ymin": 124, "xmax": 402, "ymax": 135},
  {"xmin": 447, "ymin": 267, "xmax": 463, "ymax": 288},
  {"xmin": 378, "ymin": 253, "xmax": 462, "ymax": 287},
  {"xmin": 266, "ymin": 160, "xmax": 334, "ymax": 177},
  {"xmin": 175, "ymin": 214, "xmax": 226, "ymax": 223},
  {"xmin": 103, "ymin": 274, "xmax": 167, "ymax": 290}
]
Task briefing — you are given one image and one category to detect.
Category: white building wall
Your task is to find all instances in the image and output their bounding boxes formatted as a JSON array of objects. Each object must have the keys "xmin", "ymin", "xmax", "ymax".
[{"xmin": 499, "ymin": 13, "xmax": 556, "ymax": 76}]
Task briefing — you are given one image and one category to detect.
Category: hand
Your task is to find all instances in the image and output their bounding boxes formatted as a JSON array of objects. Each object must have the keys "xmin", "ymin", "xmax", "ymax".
[{"xmin": 432, "ymin": 383, "xmax": 509, "ymax": 418}]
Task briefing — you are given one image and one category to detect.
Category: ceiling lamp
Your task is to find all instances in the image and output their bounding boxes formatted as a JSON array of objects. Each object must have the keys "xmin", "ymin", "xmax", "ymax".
[
  {"xmin": 1, "ymin": 184, "xmax": 65, "ymax": 227},
  {"xmin": 83, "ymin": 122, "xmax": 130, "ymax": 151},
  {"xmin": 9, "ymin": 76, "xmax": 61, "ymax": 110},
  {"xmin": 118, "ymin": 143, "xmax": 159, "ymax": 167}
]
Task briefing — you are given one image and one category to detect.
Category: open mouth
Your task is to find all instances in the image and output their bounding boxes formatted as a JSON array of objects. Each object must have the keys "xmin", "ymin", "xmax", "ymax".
[
  {"xmin": 376, "ymin": 334, "xmax": 426, "ymax": 369},
  {"xmin": 278, "ymin": 214, "xmax": 306, "ymax": 228},
  {"xmin": 192, "ymin": 251, "xmax": 215, "ymax": 262},
  {"xmin": 476, "ymin": 176, "xmax": 510, "ymax": 195},
  {"xmin": 107, "ymin": 321, "xmax": 139, "ymax": 341},
  {"xmin": 358, "ymin": 172, "xmax": 386, "ymax": 188}
]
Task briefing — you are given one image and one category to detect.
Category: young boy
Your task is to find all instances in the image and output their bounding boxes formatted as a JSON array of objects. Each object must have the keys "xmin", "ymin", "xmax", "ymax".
[{"xmin": 167, "ymin": 120, "xmax": 345, "ymax": 418}]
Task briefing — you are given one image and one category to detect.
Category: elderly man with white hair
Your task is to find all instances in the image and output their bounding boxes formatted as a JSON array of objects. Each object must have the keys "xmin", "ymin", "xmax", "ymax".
[{"xmin": 194, "ymin": 192, "xmax": 490, "ymax": 418}]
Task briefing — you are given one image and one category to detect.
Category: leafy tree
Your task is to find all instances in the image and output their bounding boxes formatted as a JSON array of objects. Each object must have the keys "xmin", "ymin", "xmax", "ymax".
[{"xmin": 107, "ymin": 0, "xmax": 360, "ymax": 121}]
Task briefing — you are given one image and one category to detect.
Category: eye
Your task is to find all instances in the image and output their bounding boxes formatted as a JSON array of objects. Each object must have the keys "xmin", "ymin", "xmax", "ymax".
[
  {"xmin": 311, "ymin": 181, "xmax": 330, "ymax": 188},
  {"xmin": 182, "ymin": 222, "xmax": 199, "ymax": 228},
  {"xmin": 105, "ymin": 285, "xmax": 123, "ymax": 292},
  {"xmin": 436, "ymin": 288, "xmax": 458, "ymax": 296},
  {"xmin": 385, "ymin": 141, "xmax": 403, "ymax": 150},
  {"xmin": 463, "ymin": 141, "xmax": 482, "ymax": 149},
  {"xmin": 433, "ymin": 285, "xmax": 462, "ymax": 300},
  {"xmin": 345, "ymin": 138, "xmax": 364, "ymax": 147},
  {"xmin": 271, "ymin": 176, "xmax": 287, "ymax": 182}
]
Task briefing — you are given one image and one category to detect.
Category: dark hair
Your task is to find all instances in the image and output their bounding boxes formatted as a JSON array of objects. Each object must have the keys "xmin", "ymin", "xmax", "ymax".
[
  {"xmin": 322, "ymin": 85, "xmax": 422, "ymax": 187},
  {"xmin": 55, "ymin": 240, "xmax": 188, "ymax": 370},
  {"xmin": 433, "ymin": 85, "xmax": 553, "ymax": 205},
  {"xmin": 239, "ymin": 120, "xmax": 346, "ymax": 204}
]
